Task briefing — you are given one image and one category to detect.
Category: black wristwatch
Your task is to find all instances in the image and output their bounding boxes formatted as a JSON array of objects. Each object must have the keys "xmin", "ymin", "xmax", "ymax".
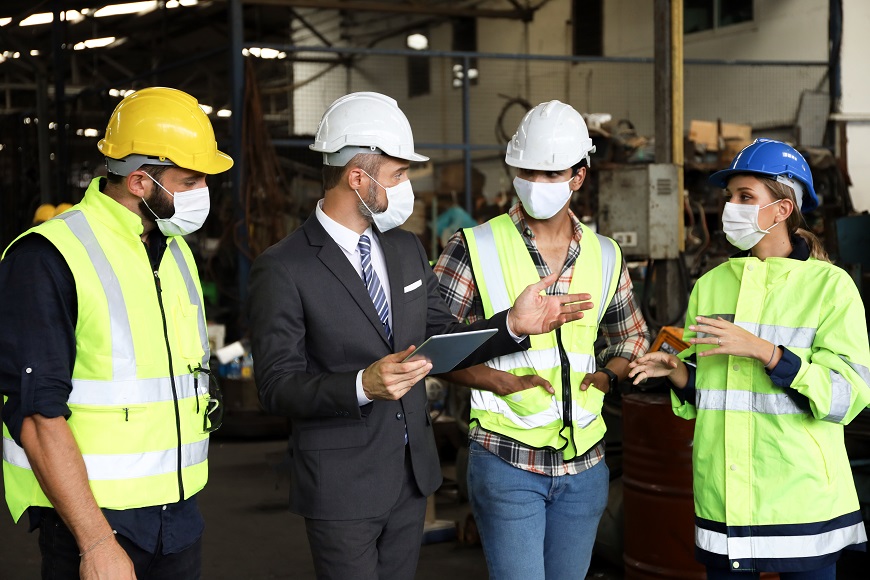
[{"xmin": 598, "ymin": 367, "xmax": 619, "ymax": 392}]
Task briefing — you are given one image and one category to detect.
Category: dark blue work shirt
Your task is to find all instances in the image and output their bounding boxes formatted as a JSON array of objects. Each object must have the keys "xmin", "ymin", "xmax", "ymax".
[{"xmin": 0, "ymin": 229, "xmax": 203, "ymax": 555}]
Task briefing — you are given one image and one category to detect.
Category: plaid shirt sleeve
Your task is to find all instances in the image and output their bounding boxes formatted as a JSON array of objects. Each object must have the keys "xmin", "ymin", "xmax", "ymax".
[
  {"xmin": 432, "ymin": 230, "xmax": 486, "ymax": 324},
  {"xmin": 597, "ymin": 261, "xmax": 651, "ymax": 365}
]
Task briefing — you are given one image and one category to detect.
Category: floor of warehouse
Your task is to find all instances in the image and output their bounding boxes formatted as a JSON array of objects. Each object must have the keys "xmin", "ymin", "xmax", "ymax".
[{"xmin": 1, "ymin": 434, "xmax": 868, "ymax": 579}]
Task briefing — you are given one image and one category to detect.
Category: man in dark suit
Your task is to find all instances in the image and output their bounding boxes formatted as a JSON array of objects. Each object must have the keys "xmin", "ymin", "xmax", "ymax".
[{"xmin": 247, "ymin": 92, "xmax": 593, "ymax": 580}]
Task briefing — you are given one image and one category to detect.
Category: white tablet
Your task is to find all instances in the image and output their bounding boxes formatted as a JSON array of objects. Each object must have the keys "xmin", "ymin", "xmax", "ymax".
[{"xmin": 402, "ymin": 329, "xmax": 499, "ymax": 374}]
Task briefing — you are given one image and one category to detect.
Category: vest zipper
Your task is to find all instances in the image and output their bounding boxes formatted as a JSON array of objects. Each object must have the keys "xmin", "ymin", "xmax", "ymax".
[
  {"xmin": 154, "ymin": 269, "xmax": 185, "ymax": 501},
  {"xmin": 555, "ymin": 328, "xmax": 573, "ymax": 441}
]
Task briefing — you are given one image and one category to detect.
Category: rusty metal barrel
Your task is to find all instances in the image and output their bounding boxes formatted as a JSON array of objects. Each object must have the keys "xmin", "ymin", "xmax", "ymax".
[
  {"xmin": 622, "ymin": 393, "xmax": 780, "ymax": 580},
  {"xmin": 622, "ymin": 392, "xmax": 703, "ymax": 579}
]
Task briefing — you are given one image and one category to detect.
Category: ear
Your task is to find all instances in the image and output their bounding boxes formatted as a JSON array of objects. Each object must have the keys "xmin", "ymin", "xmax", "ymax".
[
  {"xmin": 346, "ymin": 167, "xmax": 366, "ymax": 191},
  {"xmin": 126, "ymin": 171, "xmax": 151, "ymax": 200},
  {"xmin": 570, "ymin": 167, "xmax": 587, "ymax": 191},
  {"xmin": 776, "ymin": 197, "xmax": 795, "ymax": 223}
]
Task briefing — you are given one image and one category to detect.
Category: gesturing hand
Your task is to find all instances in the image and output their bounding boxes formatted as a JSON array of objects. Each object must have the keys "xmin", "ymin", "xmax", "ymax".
[
  {"xmin": 688, "ymin": 315, "xmax": 776, "ymax": 364},
  {"xmin": 627, "ymin": 352, "xmax": 682, "ymax": 385},
  {"xmin": 508, "ymin": 272, "xmax": 594, "ymax": 336},
  {"xmin": 362, "ymin": 346, "xmax": 433, "ymax": 401}
]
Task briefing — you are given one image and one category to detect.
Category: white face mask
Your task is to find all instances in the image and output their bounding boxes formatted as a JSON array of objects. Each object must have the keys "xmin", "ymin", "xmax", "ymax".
[
  {"xmin": 513, "ymin": 176, "xmax": 572, "ymax": 220},
  {"xmin": 721, "ymin": 200, "xmax": 782, "ymax": 251},
  {"xmin": 144, "ymin": 173, "xmax": 210, "ymax": 236},
  {"xmin": 355, "ymin": 169, "xmax": 415, "ymax": 232}
]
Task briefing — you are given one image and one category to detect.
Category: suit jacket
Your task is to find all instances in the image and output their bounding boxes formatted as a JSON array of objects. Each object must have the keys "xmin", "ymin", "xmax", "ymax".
[{"xmin": 247, "ymin": 213, "xmax": 525, "ymax": 520}]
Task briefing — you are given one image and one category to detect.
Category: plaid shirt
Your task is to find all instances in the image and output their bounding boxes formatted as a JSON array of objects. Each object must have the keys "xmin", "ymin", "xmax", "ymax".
[{"xmin": 434, "ymin": 203, "xmax": 651, "ymax": 476}]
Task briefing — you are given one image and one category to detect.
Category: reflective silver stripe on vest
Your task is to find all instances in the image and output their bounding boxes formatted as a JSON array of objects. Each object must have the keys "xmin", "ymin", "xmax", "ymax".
[
  {"xmin": 68, "ymin": 374, "xmax": 200, "ymax": 405},
  {"xmin": 471, "ymin": 390, "xmax": 599, "ymax": 429},
  {"xmin": 3, "ymin": 437, "xmax": 208, "ymax": 480},
  {"xmin": 472, "ymin": 222, "xmax": 513, "ymax": 312},
  {"xmin": 842, "ymin": 357, "xmax": 870, "ymax": 390},
  {"xmin": 826, "ymin": 370, "xmax": 851, "ymax": 423},
  {"xmin": 169, "ymin": 242, "xmax": 210, "ymax": 367},
  {"xmin": 695, "ymin": 389, "xmax": 807, "ymax": 415},
  {"xmin": 595, "ymin": 233, "xmax": 617, "ymax": 325},
  {"xmin": 58, "ymin": 211, "xmax": 136, "ymax": 381},
  {"xmin": 696, "ymin": 521, "xmax": 867, "ymax": 559},
  {"xmin": 696, "ymin": 315, "xmax": 816, "ymax": 350},
  {"xmin": 486, "ymin": 348, "xmax": 595, "ymax": 374}
]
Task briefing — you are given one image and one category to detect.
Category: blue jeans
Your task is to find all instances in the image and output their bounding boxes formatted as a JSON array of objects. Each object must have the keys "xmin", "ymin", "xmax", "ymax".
[
  {"xmin": 467, "ymin": 440, "xmax": 609, "ymax": 580},
  {"xmin": 706, "ymin": 564, "xmax": 836, "ymax": 580}
]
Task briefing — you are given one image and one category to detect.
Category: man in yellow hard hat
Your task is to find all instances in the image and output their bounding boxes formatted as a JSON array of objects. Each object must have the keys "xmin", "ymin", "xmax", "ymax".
[
  {"xmin": 0, "ymin": 87, "xmax": 232, "ymax": 579},
  {"xmin": 53, "ymin": 203, "xmax": 74, "ymax": 217},
  {"xmin": 32, "ymin": 203, "xmax": 56, "ymax": 225}
]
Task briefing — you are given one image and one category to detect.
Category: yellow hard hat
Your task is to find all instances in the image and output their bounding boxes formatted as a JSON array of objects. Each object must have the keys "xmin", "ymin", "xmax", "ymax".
[
  {"xmin": 54, "ymin": 203, "xmax": 74, "ymax": 216},
  {"xmin": 97, "ymin": 87, "xmax": 233, "ymax": 176},
  {"xmin": 33, "ymin": 203, "xmax": 56, "ymax": 225}
]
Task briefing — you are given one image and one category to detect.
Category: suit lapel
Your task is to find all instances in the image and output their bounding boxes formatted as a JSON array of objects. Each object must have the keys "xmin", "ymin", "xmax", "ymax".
[{"xmin": 304, "ymin": 215, "xmax": 392, "ymax": 349}]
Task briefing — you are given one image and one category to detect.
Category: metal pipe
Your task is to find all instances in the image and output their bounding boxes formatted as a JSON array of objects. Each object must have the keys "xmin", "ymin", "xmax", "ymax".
[
  {"xmin": 462, "ymin": 54, "xmax": 472, "ymax": 215},
  {"xmin": 52, "ymin": 0, "xmax": 67, "ymax": 202},
  {"xmin": 36, "ymin": 74, "xmax": 52, "ymax": 204},
  {"xmin": 229, "ymin": 0, "xmax": 251, "ymax": 306}
]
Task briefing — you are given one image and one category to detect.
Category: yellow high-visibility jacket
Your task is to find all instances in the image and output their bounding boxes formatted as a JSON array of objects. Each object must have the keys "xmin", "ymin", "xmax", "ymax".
[{"xmin": 675, "ymin": 255, "xmax": 870, "ymax": 573}]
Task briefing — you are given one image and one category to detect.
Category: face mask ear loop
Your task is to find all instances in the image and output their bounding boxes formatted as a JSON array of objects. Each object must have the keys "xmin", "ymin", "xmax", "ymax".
[
  {"xmin": 354, "ymin": 188, "xmax": 378, "ymax": 218},
  {"xmin": 140, "ymin": 171, "xmax": 176, "ymax": 221},
  {"xmin": 759, "ymin": 199, "xmax": 783, "ymax": 233}
]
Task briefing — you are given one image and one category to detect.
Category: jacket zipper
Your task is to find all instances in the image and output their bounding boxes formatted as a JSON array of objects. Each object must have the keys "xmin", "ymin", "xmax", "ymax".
[{"xmin": 153, "ymin": 268, "xmax": 185, "ymax": 501}]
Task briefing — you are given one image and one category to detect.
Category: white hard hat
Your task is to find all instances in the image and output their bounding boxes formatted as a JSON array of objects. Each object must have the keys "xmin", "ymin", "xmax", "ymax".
[
  {"xmin": 505, "ymin": 100, "xmax": 596, "ymax": 171},
  {"xmin": 309, "ymin": 92, "xmax": 429, "ymax": 166}
]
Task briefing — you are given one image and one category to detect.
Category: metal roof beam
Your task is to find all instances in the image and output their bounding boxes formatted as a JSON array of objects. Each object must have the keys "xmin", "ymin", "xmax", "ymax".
[{"xmin": 226, "ymin": 0, "xmax": 534, "ymax": 21}]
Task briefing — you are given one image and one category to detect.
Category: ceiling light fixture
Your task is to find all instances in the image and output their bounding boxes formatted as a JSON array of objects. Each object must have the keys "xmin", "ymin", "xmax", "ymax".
[
  {"xmin": 19, "ymin": 13, "xmax": 53, "ymax": 26},
  {"xmin": 73, "ymin": 37, "xmax": 117, "ymax": 51},
  {"xmin": 216, "ymin": 109, "xmax": 232, "ymax": 118},
  {"xmin": 94, "ymin": 2, "xmax": 158, "ymax": 18},
  {"xmin": 199, "ymin": 104, "xmax": 213, "ymax": 115},
  {"xmin": 406, "ymin": 33, "xmax": 428, "ymax": 50},
  {"xmin": 0, "ymin": 17, "xmax": 12, "ymax": 27},
  {"xmin": 19, "ymin": 10, "xmax": 84, "ymax": 26}
]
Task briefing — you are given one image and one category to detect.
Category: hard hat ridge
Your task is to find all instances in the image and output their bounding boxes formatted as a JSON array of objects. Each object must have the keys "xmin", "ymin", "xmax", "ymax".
[
  {"xmin": 98, "ymin": 87, "xmax": 233, "ymax": 176},
  {"xmin": 309, "ymin": 91, "xmax": 429, "ymax": 166},
  {"xmin": 505, "ymin": 100, "xmax": 596, "ymax": 171},
  {"xmin": 708, "ymin": 138, "xmax": 818, "ymax": 213}
]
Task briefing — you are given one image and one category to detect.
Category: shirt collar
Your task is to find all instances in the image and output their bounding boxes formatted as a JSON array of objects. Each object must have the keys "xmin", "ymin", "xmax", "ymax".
[
  {"xmin": 509, "ymin": 201, "xmax": 583, "ymax": 242},
  {"xmin": 315, "ymin": 198, "xmax": 373, "ymax": 253}
]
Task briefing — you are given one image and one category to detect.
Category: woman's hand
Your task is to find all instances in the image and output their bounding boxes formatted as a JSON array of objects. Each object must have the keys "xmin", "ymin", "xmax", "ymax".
[
  {"xmin": 628, "ymin": 352, "xmax": 686, "ymax": 387},
  {"xmin": 689, "ymin": 315, "xmax": 779, "ymax": 367}
]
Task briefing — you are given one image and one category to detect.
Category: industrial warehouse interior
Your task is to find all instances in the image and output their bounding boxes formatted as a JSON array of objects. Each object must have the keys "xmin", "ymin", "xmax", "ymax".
[{"xmin": 3, "ymin": 1, "xmax": 870, "ymax": 579}]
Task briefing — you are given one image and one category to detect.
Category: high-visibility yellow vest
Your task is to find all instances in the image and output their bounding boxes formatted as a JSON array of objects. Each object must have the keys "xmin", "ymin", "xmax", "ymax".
[
  {"xmin": 463, "ymin": 214, "xmax": 621, "ymax": 460},
  {"xmin": 674, "ymin": 256, "xmax": 870, "ymax": 572},
  {"xmin": 3, "ymin": 178, "xmax": 212, "ymax": 522}
]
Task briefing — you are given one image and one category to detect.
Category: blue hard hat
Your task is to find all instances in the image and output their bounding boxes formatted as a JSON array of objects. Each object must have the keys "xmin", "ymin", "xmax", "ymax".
[{"xmin": 709, "ymin": 138, "xmax": 818, "ymax": 213}]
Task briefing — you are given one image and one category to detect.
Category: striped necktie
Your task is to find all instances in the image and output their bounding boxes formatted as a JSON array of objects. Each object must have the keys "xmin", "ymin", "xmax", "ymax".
[{"xmin": 358, "ymin": 234, "xmax": 393, "ymax": 347}]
